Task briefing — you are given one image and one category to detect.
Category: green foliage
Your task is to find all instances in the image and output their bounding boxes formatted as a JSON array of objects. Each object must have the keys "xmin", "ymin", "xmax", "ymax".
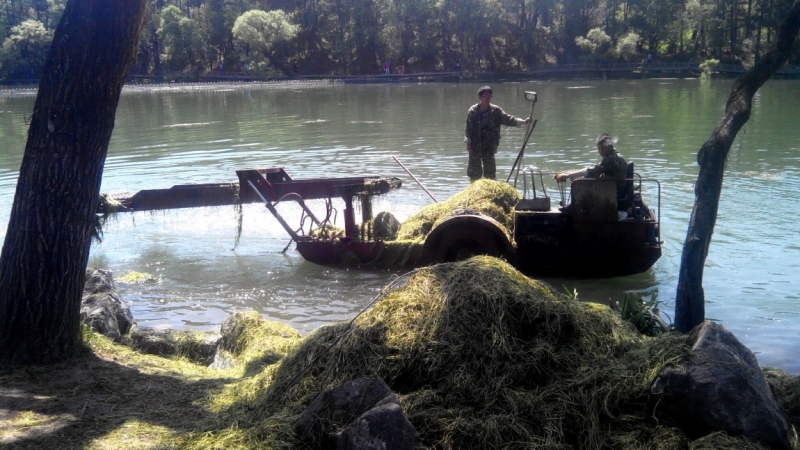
[
  {"xmin": 0, "ymin": 0, "xmax": 795, "ymax": 80},
  {"xmin": 614, "ymin": 32, "xmax": 641, "ymax": 61},
  {"xmin": 700, "ymin": 58, "xmax": 720, "ymax": 78},
  {"xmin": 576, "ymin": 28, "xmax": 611, "ymax": 55},
  {"xmin": 232, "ymin": 9, "xmax": 299, "ymax": 71},
  {"xmin": 0, "ymin": 19, "xmax": 53, "ymax": 80},
  {"xmin": 232, "ymin": 10, "xmax": 299, "ymax": 52},
  {"xmin": 611, "ymin": 292, "xmax": 670, "ymax": 336},
  {"xmin": 562, "ymin": 285, "xmax": 579, "ymax": 300},
  {"xmin": 158, "ymin": 5, "xmax": 208, "ymax": 72}
]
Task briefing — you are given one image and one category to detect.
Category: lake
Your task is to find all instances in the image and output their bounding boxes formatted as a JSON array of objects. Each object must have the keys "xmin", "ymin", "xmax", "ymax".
[{"xmin": 1, "ymin": 79, "xmax": 798, "ymax": 374}]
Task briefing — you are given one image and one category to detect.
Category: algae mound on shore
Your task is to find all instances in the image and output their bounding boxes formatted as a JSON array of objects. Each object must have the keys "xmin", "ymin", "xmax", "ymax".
[
  {"xmin": 192, "ymin": 256, "xmax": 718, "ymax": 449},
  {"xmin": 6, "ymin": 257, "xmax": 794, "ymax": 449}
]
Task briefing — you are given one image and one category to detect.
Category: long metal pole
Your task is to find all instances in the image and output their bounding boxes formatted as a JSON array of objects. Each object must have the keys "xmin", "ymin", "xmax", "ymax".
[
  {"xmin": 506, "ymin": 97, "xmax": 538, "ymax": 183},
  {"xmin": 506, "ymin": 120, "xmax": 537, "ymax": 183},
  {"xmin": 392, "ymin": 156, "xmax": 438, "ymax": 203}
]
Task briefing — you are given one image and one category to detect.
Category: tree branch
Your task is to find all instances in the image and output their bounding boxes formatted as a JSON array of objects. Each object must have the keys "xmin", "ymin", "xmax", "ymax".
[{"xmin": 674, "ymin": 0, "xmax": 800, "ymax": 333}]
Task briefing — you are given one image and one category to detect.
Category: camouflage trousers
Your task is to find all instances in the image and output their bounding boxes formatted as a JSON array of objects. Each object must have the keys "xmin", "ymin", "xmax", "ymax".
[{"xmin": 467, "ymin": 150, "xmax": 497, "ymax": 182}]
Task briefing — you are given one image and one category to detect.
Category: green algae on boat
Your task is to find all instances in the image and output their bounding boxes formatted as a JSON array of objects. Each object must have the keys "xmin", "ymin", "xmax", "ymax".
[{"xmin": 395, "ymin": 178, "xmax": 519, "ymax": 242}]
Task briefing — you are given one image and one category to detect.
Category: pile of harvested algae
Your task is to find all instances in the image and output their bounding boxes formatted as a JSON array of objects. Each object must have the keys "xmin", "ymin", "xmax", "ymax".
[
  {"xmin": 302, "ymin": 179, "xmax": 520, "ymax": 267},
  {"xmin": 394, "ymin": 178, "xmax": 519, "ymax": 241},
  {"xmin": 8, "ymin": 256, "xmax": 791, "ymax": 449},
  {"xmin": 318, "ymin": 178, "xmax": 519, "ymax": 243},
  {"xmin": 184, "ymin": 256, "xmax": 778, "ymax": 449}
]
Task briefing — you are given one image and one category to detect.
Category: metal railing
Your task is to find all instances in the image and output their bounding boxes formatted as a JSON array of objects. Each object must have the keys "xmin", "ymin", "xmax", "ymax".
[{"xmin": 513, "ymin": 62, "xmax": 800, "ymax": 75}]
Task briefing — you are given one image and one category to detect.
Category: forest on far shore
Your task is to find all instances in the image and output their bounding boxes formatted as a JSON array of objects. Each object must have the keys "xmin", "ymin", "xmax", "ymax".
[{"xmin": 1, "ymin": 0, "xmax": 798, "ymax": 81}]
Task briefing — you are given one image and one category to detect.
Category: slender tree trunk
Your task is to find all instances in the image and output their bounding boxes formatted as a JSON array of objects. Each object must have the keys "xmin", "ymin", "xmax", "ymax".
[
  {"xmin": 623, "ymin": 1, "xmax": 628, "ymax": 28},
  {"xmin": 8, "ymin": 0, "xmax": 16, "ymax": 32},
  {"xmin": 0, "ymin": 0, "xmax": 151, "ymax": 365},
  {"xmin": 755, "ymin": 6, "xmax": 763, "ymax": 62},
  {"xmin": 674, "ymin": 0, "xmax": 800, "ymax": 333},
  {"xmin": 730, "ymin": 0, "xmax": 739, "ymax": 54},
  {"xmin": 152, "ymin": 30, "xmax": 162, "ymax": 75}
]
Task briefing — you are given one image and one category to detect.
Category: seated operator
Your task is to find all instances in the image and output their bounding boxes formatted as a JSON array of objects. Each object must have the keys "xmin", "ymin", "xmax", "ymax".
[{"xmin": 555, "ymin": 134, "xmax": 628, "ymax": 199}]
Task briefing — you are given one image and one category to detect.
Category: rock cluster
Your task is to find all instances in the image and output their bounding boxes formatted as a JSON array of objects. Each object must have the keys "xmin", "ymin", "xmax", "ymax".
[
  {"xmin": 652, "ymin": 321, "xmax": 792, "ymax": 450},
  {"xmin": 297, "ymin": 377, "xmax": 422, "ymax": 449},
  {"xmin": 126, "ymin": 326, "xmax": 221, "ymax": 366},
  {"xmin": 81, "ymin": 268, "xmax": 219, "ymax": 365},
  {"xmin": 81, "ymin": 268, "xmax": 133, "ymax": 341}
]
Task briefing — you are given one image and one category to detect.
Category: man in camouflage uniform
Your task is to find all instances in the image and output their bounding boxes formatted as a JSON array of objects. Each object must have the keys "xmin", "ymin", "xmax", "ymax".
[
  {"xmin": 464, "ymin": 86, "xmax": 531, "ymax": 182},
  {"xmin": 556, "ymin": 133, "xmax": 628, "ymax": 198}
]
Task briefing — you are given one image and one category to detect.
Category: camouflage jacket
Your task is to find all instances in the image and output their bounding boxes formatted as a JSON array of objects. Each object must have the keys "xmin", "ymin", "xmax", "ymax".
[
  {"xmin": 586, "ymin": 150, "xmax": 628, "ymax": 196},
  {"xmin": 464, "ymin": 103, "xmax": 523, "ymax": 154}
]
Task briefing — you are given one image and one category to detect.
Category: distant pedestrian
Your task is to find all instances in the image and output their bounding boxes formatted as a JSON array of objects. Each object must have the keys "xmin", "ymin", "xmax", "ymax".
[
  {"xmin": 384, "ymin": 60, "xmax": 390, "ymax": 74},
  {"xmin": 647, "ymin": 53, "xmax": 653, "ymax": 66}
]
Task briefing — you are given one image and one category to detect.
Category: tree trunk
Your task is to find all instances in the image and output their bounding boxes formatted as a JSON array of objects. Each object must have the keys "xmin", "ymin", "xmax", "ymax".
[
  {"xmin": 674, "ymin": 0, "xmax": 800, "ymax": 333},
  {"xmin": 0, "ymin": 0, "xmax": 150, "ymax": 365},
  {"xmin": 755, "ymin": 6, "xmax": 763, "ymax": 62},
  {"xmin": 152, "ymin": 30, "xmax": 163, "ymax": 75}
]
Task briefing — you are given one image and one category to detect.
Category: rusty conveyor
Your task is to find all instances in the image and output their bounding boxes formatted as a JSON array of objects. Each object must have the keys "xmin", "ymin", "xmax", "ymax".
[{"xmin": 100, "ymin": 167, "xmax": 402, "ymax": 241}]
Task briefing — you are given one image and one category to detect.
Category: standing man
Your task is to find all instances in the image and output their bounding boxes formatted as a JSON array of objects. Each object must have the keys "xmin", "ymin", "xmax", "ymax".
[{"xmin": 464, "ymin": 86, "xmax": 532, "ymax": 182}]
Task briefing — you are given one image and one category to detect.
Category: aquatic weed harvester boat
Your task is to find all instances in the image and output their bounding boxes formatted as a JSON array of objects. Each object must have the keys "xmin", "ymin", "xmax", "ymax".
[{"xmin": 100, "ymin": 95, "xmax": 661, "ymax": 278}]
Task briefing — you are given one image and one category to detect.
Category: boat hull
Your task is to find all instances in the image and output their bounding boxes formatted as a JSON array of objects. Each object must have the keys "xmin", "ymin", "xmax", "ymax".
[{"xmin": 513, "ymin": 210, "xmax": 661, "ymax": 277}]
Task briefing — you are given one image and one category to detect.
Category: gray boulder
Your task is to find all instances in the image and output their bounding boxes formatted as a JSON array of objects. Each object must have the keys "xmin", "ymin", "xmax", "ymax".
[
  {"xmin": 220, "ymin": 312, "xmax": 253, "ymax": 353},
  {"xmin": 297, "ymin": 377, "xmax": 420, "ymax": 449},
  {"xmin": 335, "ymin": 402, "xmax": 423, "ymax": 450},
  {"xmin": 652, "ymin": 321, "xmax": 790, "ymax": 450},
  {"xmin": 81, "ymin": 268, "xmax": 133, "ymax": 341},
  {"xmin": 127, "ymin": 325, "xmax": 222, "ymax": 366}
]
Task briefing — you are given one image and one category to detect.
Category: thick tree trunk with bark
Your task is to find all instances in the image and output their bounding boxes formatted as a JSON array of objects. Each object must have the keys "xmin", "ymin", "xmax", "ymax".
[
  {"xmin": 0, "ymin": 0, "xmax": 150, "ymax": 365},
  {"xmin": 674, "ymin": 0, "xmax": 800, "ymax": 333}
]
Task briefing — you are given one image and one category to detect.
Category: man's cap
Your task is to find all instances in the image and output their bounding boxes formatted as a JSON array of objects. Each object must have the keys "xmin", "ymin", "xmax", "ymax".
[{"xmin": 595, "ymin": 134, "xmax": 619, "ymax": 147}]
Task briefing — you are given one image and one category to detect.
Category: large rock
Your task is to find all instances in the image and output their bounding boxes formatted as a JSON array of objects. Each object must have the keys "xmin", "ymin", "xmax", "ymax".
[
  {"xmin": 652, "ymin": 321, "xmax": 790, "ymax": 449},
  {"xmin": 81, "ymin": 268, "xmax": 133, "ymax": 341},
  {"xmin": 335, "ymin": 402, "xmax": 423, "ymax": 450},
  {"xmin": 220, "ymin": 312, "xmax": 257, "ymax": 353},
  {"xmin": 297, "ymin": 377, "xmax": 420, "ymax": 449},
  {"xmin": 127, "ymin": 325, "xmax": 222, "ymax": 366},
  {"xmin": 219, "ymin": 311, "xmax": 293, "ymax": 357}
]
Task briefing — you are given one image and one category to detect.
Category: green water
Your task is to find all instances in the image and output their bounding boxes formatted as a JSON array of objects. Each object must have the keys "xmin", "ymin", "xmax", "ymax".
[{"xmin": 1, "ymin": 79, "xmax": 799, "ymax": 373}]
